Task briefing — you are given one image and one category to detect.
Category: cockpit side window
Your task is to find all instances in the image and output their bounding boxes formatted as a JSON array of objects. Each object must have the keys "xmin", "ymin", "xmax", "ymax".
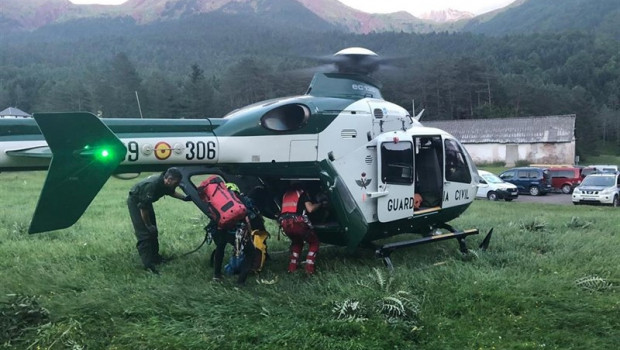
[
  {"xmin": 444, "ymin": 139, "xmax": 472, "ymax": 183},
  {"xmin": 380, "ymin": 141, "xmax": 414, "ymax": 185}
]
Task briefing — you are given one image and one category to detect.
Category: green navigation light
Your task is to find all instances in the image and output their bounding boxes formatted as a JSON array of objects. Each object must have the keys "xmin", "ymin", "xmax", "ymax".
[
  {"xmin": 80, "ymin": 145, "xmax": 115, "ymax": 161},
  {"xmin": 95, "ymin": 148, "xmax": 112, "ymax": 161}
]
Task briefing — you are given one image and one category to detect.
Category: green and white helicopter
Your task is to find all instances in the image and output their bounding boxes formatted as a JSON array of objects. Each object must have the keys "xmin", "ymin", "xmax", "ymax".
[{"xmin": 0, "ymin": 47, "xmax": 490, "ymax": 267}]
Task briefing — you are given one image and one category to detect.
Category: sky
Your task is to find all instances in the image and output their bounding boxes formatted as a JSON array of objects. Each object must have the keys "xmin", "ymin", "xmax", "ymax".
[{"xmin": 69, "ymin": 0, "xmax": 517, "ymax": 16}]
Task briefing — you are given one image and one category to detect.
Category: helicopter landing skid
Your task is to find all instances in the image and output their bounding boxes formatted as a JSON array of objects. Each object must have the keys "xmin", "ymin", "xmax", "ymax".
[{"xmin": 375, "ymin": 224, "xmax": 491, "ymax": 270}]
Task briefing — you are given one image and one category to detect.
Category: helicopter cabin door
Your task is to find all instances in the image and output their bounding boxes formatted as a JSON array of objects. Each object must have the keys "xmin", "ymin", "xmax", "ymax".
[
  {"xmin": 375, "ymin": 134, "xmax": 415, "ymax": 222},
  {"xmin": 413, "ymin": 136, "xmax": 444, "ymax": 210}
]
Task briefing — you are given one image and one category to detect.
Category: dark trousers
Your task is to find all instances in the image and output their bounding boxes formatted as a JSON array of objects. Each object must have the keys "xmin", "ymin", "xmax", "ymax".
[
  {"xmin": 211, "ymin": 227, "xmax": 256, "ymax": 284},
  {"xmin": 127, "ymin": 197, "xmax": 159, "ymax": 268},
  {"xmin": 212, "ymin": 228, "xmax": 235, "ymax": 279}
]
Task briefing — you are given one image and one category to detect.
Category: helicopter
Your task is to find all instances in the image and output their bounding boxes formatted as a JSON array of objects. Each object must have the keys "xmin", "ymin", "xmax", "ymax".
[{"xmin": 0, "ymin": 47, "xmax": 491, "ymax": 268}]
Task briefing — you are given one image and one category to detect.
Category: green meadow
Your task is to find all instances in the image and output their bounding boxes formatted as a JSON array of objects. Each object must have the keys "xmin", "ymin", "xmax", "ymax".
[{"xmin": 1, "ymin": 172, "xmax": 618, "ymax": 349}]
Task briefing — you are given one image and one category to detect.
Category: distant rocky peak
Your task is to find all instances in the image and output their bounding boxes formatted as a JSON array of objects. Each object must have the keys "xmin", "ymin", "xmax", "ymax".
[{"xmin": 419, "ymin": 8, "xmax": 474, "ymax": 23}]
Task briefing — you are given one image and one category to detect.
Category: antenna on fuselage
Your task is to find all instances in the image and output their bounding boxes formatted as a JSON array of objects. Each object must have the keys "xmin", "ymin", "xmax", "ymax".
[
  {"xmin": 412, "ymin": 99, "xmax": 424, "ymax": 121},
  {"xmin": 414, "ymin": 109, "xmax": 425, "ymax": 122},
  {"xmin": 135, "ymin": 91, "xmax": 144, "ymax": 119}
]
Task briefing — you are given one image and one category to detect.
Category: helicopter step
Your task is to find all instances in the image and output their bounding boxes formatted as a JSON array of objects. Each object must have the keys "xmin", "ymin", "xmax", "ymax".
[{"xmin": 374, "ymin": 225, "xmax": 493, "ymax": 270}]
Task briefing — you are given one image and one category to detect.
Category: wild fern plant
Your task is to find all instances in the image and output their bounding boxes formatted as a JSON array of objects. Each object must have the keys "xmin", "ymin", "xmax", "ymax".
[
  {"xmin": 332, "ymin": 268, "xmax": 420, "ymax": 329},
  {"xmin": 519, "ymin": 217, "xmax": 546, "ymax": 232},
  {"xmin": 565, "ymin": 216, "xmax": 592, "ymax": 229},
  {"xmin": 376, "ymin": 291, "xmax": 420, "ymax": 324},
  {"xmin": 575, "ymin": 276, "xmax": 613, "ymax": 292},
  {"xmin": 332, "ymin": 299, "xmax": 368, "ymax": 322}
]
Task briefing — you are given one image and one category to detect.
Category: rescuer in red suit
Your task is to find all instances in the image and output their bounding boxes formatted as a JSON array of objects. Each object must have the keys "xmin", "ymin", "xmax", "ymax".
[{"xmin": 278, "ymin": 183, "xmax": 325, "ymax": 275}]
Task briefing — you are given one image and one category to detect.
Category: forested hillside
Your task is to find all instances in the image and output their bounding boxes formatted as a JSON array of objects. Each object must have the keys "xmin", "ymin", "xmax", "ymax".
[
  {"xmin": 465, "ymin": 0, "xmax": 620, "ymax": 40},
  {"xmin": 1, "ymin": 9, "xmax": 618, "ymax": 157}
]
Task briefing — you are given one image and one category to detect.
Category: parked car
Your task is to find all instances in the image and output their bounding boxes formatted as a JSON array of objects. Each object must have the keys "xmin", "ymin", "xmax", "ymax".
[
  {"xmin": 498, "ymin": 167, "xmax": 553, "ymax": 196},
  {"xmin": 572, "ymin": 173, "xmax": 620, "ymax": 207},
  {"xmin": 548, "ymin": 167, "xmax": 582, "ymax": 194},
  {"xmin": 581, "ymin": 164, "xmax": 619, "ymax": 177},
  {"xmin": 476, "ymin": 170, "xmax": 519, "ymax": 201}
]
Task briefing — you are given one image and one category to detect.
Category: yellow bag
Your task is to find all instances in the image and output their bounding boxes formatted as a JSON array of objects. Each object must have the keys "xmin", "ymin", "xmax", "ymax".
[{"xmin": 251, "ymin": 229, "xmax": 269, "ymax": 272}]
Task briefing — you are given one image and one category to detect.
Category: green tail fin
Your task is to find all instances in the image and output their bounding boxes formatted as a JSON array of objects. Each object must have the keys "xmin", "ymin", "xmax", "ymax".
[{"xmin": 29, "ymin": 112, "xmax": 126, "ymax": 233}]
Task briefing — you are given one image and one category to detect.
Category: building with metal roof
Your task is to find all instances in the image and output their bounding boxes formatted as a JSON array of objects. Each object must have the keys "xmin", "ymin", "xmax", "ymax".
[
  {"xmin": 424, "ymin": 115, "xmax": 576, "ymax": 166},
  {"xmin": 0, "ymin": 107, "xmax": 31, "ymax": 118}
]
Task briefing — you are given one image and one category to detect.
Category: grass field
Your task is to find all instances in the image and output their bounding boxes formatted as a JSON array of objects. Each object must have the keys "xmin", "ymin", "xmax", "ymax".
[{"xmin": 1, "ymin": 171, "xmax": 619, "ymax": 349}]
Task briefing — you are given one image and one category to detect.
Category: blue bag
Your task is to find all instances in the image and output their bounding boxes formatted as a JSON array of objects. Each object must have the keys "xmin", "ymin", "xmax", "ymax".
[{"xmin": 224, "ymin": 253, "xmax": 245, "ymax": 275}]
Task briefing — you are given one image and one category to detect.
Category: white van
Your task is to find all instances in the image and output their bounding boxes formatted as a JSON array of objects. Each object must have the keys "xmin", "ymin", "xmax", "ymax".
[{"xmin": 476, "ymin": 170, "xmax": 519, "ymax": 201}]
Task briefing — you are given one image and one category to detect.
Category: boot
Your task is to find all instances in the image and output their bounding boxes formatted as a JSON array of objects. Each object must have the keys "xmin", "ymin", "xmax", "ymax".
[
  {"xmin": 145, "ymin": 265, "xmax": 160, "ymax": 275},
  {"xmin": 155, "ymin": 254, "xmax": 175, "ymax": 265},
  {"xmin": 304, "ymin": 251, "xmax": 316, "ymax": 275},
  {"xmin": 304, "ymin": 259, "xmax": 315, "ymax": 275},
  {"xmin": 288, "ymin": 251, "xmax": 299, "ymax": 273},
  {"xmin": 137, "ymin": 239, "xmax": 160, "ymax": 270}
]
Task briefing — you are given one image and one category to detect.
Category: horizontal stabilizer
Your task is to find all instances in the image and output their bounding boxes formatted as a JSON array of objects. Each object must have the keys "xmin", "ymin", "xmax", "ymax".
[
  {"xmin": 6, "ymin": 146, "xmax": 52, "ymax": 158},
  {"xmin": 29, "ymin": 112, "xmax": 126, "ymax": 233}
]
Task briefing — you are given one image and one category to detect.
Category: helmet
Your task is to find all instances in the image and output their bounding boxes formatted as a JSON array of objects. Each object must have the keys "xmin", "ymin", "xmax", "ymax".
[{"xmin": 226, "ymin": 182, "xmax": 240, "ymax": 193}]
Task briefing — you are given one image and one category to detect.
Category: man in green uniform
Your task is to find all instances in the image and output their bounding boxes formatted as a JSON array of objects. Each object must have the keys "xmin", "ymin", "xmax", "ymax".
[{"xmin": 127, "ymin": 167, "xmax": 191, "ymax": 273}]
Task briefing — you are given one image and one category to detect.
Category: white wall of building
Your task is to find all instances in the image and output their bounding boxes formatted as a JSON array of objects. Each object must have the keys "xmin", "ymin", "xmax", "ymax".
[{"xmin": 464, "ymin": 142, "xmax": 576, "ymax": 166}]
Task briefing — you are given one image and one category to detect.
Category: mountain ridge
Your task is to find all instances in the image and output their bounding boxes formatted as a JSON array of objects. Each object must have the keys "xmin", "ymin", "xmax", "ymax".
[
  {"xmin": 1, "ymin": 0, "xmax": 462, "ymax": 33},
  {"xmin": 2, "ymin": 0, "xmax": 619, "ymax": 39}
]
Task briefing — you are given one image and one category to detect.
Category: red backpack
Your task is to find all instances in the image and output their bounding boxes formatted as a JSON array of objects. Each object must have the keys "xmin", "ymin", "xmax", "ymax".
[{"xmin": 198, "ymin": 176, "xmax": 247, "ymax": 229}]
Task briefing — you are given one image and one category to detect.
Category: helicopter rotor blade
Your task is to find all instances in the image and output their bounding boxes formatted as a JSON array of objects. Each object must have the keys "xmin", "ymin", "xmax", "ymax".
[{"xmin": 298, "ymin": 47, "xmax": 411, "ymax": 75}]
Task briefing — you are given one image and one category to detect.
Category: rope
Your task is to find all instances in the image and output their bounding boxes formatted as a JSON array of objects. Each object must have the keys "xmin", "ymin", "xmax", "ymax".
[{"xmin": 178, "ymin": 233, "xmax": 210, "ymax": 258}]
